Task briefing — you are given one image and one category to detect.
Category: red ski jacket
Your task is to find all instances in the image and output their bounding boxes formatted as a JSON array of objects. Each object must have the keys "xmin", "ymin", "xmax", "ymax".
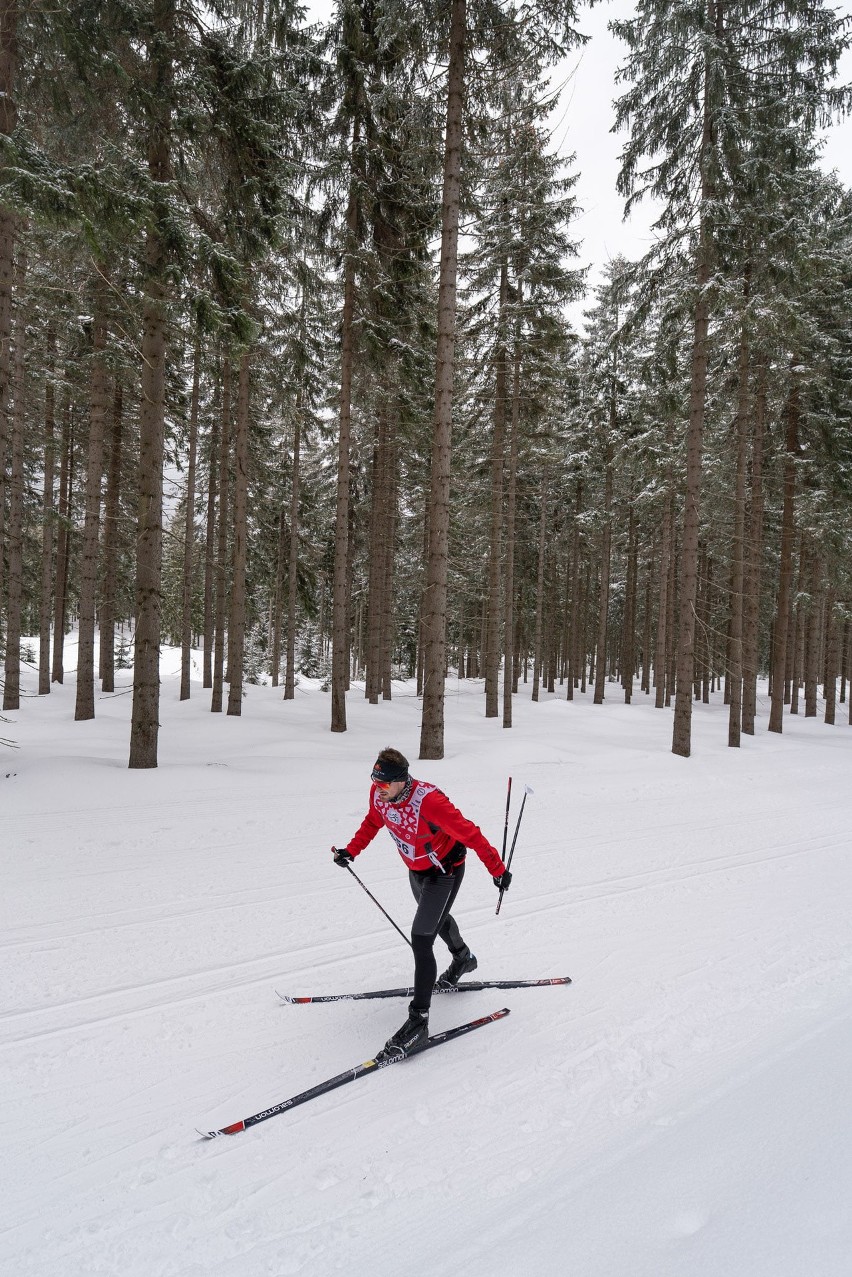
[{"xmin": 346, "ymin": 778, "xmax": 507, "ymax": 876}]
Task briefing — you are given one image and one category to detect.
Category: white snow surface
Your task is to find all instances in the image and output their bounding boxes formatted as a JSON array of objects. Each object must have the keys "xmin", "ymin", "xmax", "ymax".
[{"xmin": 2, "ymin": 644, "xmax": 851, "ymax": 1277}]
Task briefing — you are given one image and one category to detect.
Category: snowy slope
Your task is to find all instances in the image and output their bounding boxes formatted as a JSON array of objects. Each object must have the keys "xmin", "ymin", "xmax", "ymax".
[{"xmin": 2, "ymin": 650, "xmax": 850, "ymax": 1276}]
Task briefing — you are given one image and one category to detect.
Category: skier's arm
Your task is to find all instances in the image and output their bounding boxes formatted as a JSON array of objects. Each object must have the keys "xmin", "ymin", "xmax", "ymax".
[
  {"xmin": 424, "ymin": 790, "xmax": 506, "ymax": 877},
  {"xmin": 344, "ymin": 786, "xmax": 384, "ymax": 857}
]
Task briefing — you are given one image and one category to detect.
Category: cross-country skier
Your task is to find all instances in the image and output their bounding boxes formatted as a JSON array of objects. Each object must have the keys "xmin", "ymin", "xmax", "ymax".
[{"xmin": 333, "ymin": 746, "xmax": 512, "ymax": 1058}]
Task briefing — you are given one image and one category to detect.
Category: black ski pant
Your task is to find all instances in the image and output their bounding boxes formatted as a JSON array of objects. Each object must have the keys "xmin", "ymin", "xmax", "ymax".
[{"xmin": 408, "ymin": 860, "xmax": 467, "ymax": 1012}]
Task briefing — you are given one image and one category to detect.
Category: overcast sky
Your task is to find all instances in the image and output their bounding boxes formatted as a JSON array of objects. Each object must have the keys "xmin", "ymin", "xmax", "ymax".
[
  {"xmin": 556, "ymin": 0, "xmax": 852, "ymax": 311},
  {"xmin": 305, "ymin": 0, "xmax": 852, "ymax": 312}
]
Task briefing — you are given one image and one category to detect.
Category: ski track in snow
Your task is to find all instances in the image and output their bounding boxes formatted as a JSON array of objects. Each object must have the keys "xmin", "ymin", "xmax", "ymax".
[{"xmin": 1, "ymin": 657, "xmax": 851, "ymax": 1276}]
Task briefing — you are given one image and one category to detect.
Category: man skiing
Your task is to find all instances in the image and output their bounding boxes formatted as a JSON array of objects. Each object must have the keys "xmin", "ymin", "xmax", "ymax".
[{"xmin": 333, "ymin": 747, "xmax": 512, "ymax": 1059}]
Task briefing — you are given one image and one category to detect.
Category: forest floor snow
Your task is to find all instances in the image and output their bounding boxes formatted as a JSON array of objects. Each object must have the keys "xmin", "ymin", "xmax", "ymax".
[{"xmin": 2, "ymin": 646, "xmax": 851, "ymax": 1276}]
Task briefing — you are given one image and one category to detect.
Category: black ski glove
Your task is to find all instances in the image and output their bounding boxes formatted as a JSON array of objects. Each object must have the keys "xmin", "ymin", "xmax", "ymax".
[
  {"xmin": 333, "ymin": 846, "xmax": 353, "ymax": 867},
  {"xmin": 493, "ymin": 869, "xmax": 512, "ymax": 891}
]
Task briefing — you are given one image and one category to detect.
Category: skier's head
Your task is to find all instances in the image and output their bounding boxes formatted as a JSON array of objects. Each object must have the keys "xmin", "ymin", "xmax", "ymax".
[{"xmin": 371, "ymin": 747, "xmax": 409, "ymax": 787}]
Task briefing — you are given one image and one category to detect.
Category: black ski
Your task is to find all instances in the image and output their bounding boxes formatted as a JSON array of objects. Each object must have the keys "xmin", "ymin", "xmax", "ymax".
[
  {"xmin": 198, "ymin": 1007, "xmax": 510, "ymax": 1138},
  {"xmin": 276, "ymin": 976, "xmax": 571, "ymax": 1004}
]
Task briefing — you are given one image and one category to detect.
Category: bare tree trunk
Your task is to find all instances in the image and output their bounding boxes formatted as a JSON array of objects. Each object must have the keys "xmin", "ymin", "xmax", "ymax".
[
  {"xmin": 100, "ymin": 382, "xmax": 124, "ymax": 691},
  {"xmin": 270, "ymin": 505, "xmax": 285, "ymax": 688},
  {"xmin": 366, "ymin": 399, "xmax": 389, "ymax": 705},
  {"xmin": 331, "ymin": 115, "xmax": 362, "ymax": 733},
  {"xmin": 672, "ymin": 3, "xmax": 718, "ymax": 756},
  {"xmin": 593, "ymin": 432, "xmax": 613, "ymax": 706},
  {"xmin": 623, "ymin": 502, "xmax": 637, "ymax": 704},
  {"xmin": 804, "ymin": 553, "xmax": 821, "ymax": 719},
  {"xmin": 211, "ymin": 356, "xmax": 231, "ymax": 712},
  {"xmin": 701, "ymin": 555, "xmax": 713, "ymax": 703},
  {"xmin": 727, "ymin": 286, "xmax": 750, "ymax": 747},
  {"xmin": 824, "ymin": 595, "xmax": 837, "ymax": 725},
  {"xmin": 531, "ymin": 471, "xmax": 548, "ymax": 702},
  {"xmin": 768, "ymin": 375, "xmax": 799, "ymax": 734},
  {"xmin": 2, "ymin": 250, "xmax": 25, "ymax": 709},
  {"xmin": 129, "ymin": 0, "xmax": 173, "ymax": 768},
  {"xmin": 38, "ymin": 327, "xmax": 56, "ymax": 695},
  {"xmin": 741, "ymin": 356, "xmax": 767, "ymax": 734},
  {"xmin": 485, "ymin": 260, "xmax": 507, "ymax": 717},
  {"xmin": 380, "ymin": 412, "xmax": 396, "ymax": 699},
  {"xmin": 665, "ymin": 533, "xmax": 678, "ymax": 707},
  {"xmin": 502, "ymin": 332, "xmax": 520, "ymax": 729},
  {"xmin": 580, "ymin": 559, "xmax": 590, "ymax": 693},
  {"xmin": 641, "ymin": 535, "xmax": 653, "ymax": 695},
  {"xmin": 420, "ymin": 0, "xmax": 465, "ymax": 758},
  {"xmin": 654, "ymin": 486, "xmax": 672, "ymax": 707},
  {"xmin": 202, "ymin": 384, "xmax": 219, "ymax": 689},
  {"xmin": 75, "ymin": 277, "xmax": 108, "ymax": 721},
  {"xmin": 284, "ymin": 397, "xmax": 302, "ymax": 700},
  {"xmin": 567, "ymin": 479, "xmax": 582, "ymax": 700},
  {"xmin": 0, "ymin": 0, "xmax": 18, "ymax": 633},
  {"xmin": 180, "ymin": 338, "xmax": 201, "ymax": 700},
  {"xmin": 52, "ymin": 385, "xmax": 72, "ymax": 684},
  {"xmin": 227, "ymin": 351, "xmax": 250, "ymax": 715}
]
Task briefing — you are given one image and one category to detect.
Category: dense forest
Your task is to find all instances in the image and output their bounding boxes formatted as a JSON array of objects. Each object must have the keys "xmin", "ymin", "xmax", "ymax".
[{"xmin": 0, "ymin": 0, "xmax": 850, "ymax": 766}]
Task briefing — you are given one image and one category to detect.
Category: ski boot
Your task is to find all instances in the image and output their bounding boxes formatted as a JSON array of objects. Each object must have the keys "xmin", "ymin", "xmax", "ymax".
[
  {"xmin": 437, "ymin": 947, "xmax": 477, "ymax": 989},
  {"xmin": 376, "ymin": 1004, "xmax": 429, "ymax": 1061}
]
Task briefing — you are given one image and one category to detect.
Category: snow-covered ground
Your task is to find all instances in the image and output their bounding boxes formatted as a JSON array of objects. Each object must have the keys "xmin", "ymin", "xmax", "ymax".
[{"xmin": 2, "ymin": 641, "xmax": 850, "ymax": 1276}]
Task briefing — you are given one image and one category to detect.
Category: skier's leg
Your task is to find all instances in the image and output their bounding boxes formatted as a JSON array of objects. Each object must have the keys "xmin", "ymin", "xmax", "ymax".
[{"xmin": 409, "ymin": 870, "xmax": 462, "ymax": 1009}]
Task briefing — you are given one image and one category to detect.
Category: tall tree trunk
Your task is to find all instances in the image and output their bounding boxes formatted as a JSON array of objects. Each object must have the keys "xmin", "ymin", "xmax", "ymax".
[
  {"xmin": 768, "ymin": 375, "xmax": 799, "ymax": 734},
  {"xmin": 227, "ymin": 351, "xmax": 250, "ymax": 715},
  {"xmin": 641, "ymin": 536, "xmax": 653, "ymax": 695},
  {"xmin": 52, "ymin": 386, "xmax": 72, "ymax": 684},
  {"xmin": 580, "ymin": 559, "xmax": 590, "ymax": 693},
  {"xmin": 129, "ymin": 0, "xmax": 173, "ymax": 768},
  {"xmin": 727, "ymin": 284, "xmax": 750, "ymax": 747},
  {"xmin": 672, "ymin": 0, "xmax": 719, "ymax": 756},
  {"xmin": 484, "ymin": 260, "xmax": 508, "ymax": 717},
  {"xmin": 211, "ymin": 356, "xmax": 231, "ymax": 712},
  {"xmin": 701, "ymin": 555, "xmax": 713, "ymax": 702},
  {"xmin": 202, "ymin": 384, "xmax": 219, "ymax": 689},
  {"xmin": 824, "ymin": 595, "xmax": 837, "ymax": 725},
  {"xmin": 804, "ymin": 552, "xmax": 821, "ymax": 719},
  {"xmin": 531, "ymin": 471, "xmax": 548, "ymax": 702},
  {"xmin": 270, "ymin": 505, "xmax": 285, "ymax": 688},
  {"xmin": 330, "ymin": 115, "xmax": 362, "ymax": 733},
  {"xmin": 380, "ymin": 412, "xmax": 396, "ymax": 700},
  {"xmin": 284, "ymin": 397, "xmax": 302, "ymax": 700},
  {"xmin": 654, "ymin": 485, "xmax": 673, "ymax": 707},
  {"xmin": 567, "ymin": 479, "xmax": 582, "ymax": 700},
  {"xmin": 419, "ymin": 0, "xmax": 465, "ymax": 759},
  {"xmin": 741, "ymin": 355, "xmax": 767, "ymax": 734},
  {"xmin": 366, "ymin": 399, "xmax": 388, "ymax": 704},
  {"xmin": 593, "ymin": 431, "xmax": 613, "ymax": 705},
  {"xmin": 2, "ymin": 250, "xmax": 25, "ymax": 709},
  {"xmin": 0, "ymin": 0, "xmax": 17, "ymax": 633},
  {"xmin": 100, "ymin": 381, "xmax": 124, "ymax": 692},
  {"xmin": 180, "ymin": 338, "xmax": 201, "ymax": 700},
  {"xmin": 75, "ymin": 278, "xmax": 108, "ymax": 721},
  {"xmin": 38, "ymin": 327, "xmax": 56, "ymax": 695},
  {"xmin": 502, "ymin": 330, "xmax": 520, "ymax": 729},
  {"xmin": 623, "ymin": 502, "xmax": 637, "ymax": 703},
  {"xmin": 665, "ymin": 534, "xmax": 678, "ymax": 706}
]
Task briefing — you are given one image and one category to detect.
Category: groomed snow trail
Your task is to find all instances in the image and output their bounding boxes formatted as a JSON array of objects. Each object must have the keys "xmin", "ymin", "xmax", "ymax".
[{"xmin": 2, "ymin": 659, "xmax": 850, "ymax": 1276}]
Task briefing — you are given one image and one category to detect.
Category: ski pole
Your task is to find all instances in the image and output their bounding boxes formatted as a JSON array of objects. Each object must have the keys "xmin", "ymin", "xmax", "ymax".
[
  {"xmin": 496, "ymin": 785, "xmax": 533, "ymax": 916},
  {"xmin": 501, "ymin": 776, "xmax": 512, "ymax": 866},
  {"xmin": 343, "ymin": 862, "xmax": 412, "ymax": 948}
]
